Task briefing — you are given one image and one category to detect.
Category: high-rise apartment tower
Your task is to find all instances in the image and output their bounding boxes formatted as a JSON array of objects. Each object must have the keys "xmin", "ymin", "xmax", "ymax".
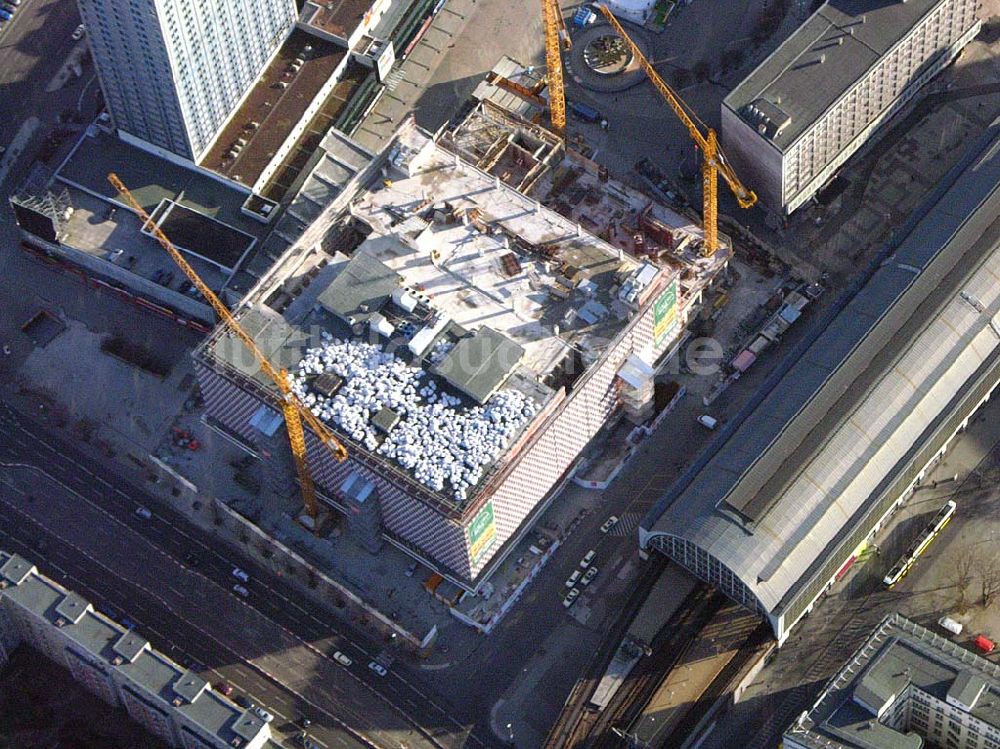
[{"xmin": 77, "ymin": 0, "xmax": 298, "ymax": 161}]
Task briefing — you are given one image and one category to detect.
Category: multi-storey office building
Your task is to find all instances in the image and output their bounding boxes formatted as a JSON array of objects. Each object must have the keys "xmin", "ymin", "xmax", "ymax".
[
  {"xmin": 76, "ymin": 0, "xmax": 298, "ymax": 161},
  {"xmin": 722, "ymin": 0, "xmax": 981, "ymax": 215},
  {"xmin": 784, "ymin": 614, "xmax": 1000, "ymax": 749},
  {"xmin": 0, "ymin": 552, "xmax": 271, "ymax": 749}
]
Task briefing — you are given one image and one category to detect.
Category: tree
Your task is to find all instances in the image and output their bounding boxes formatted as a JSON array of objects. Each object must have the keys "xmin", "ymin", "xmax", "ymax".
[
  {"xmin": 976, "ymin": 547, "xmax": 1000, "ymax": 607},
  {"xmin": 954, "ymin": 548, "xmax": 976, "ymax": 612}
]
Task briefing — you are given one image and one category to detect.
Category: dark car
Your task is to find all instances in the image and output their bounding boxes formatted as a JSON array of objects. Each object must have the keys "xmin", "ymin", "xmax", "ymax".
[
  {"xmin": 183, "ymin": 553, "xmax": 201, "ymax": 568},
  {"xmin": 235, "ymin": 694, "xmax": 253, "ymax": 709}
]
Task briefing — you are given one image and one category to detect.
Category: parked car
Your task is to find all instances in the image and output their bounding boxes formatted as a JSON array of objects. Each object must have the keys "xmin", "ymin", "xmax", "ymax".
[
  {"xmin": 974, "ymin": 635, "xmax": 995, "ymax": 654},
  {"xmin": 938, "ymin": 616, "xmax": 963, "ymax": 636},
  {"xmin": 0, "ymin": 4, "xmax": 16, "ymax": 16},
  {"xmin": 332, "ymin": 651, "xmax": 352, "ymax": 667},
  {"xmin": 600, "ymin": 516, "xmax": 620, "ymax": 534},
  {"xmin": 232, "ymin": 567, "xmax": 250, "ymax": 583},
  {"xmin": 119, "ymin": 617, "xmax": 138, "ymax": 631},
  {"xmin": 134, "ymin": 506, "xmax": 152, "ymax": 519},
  {"xmin": 252, "ymin": 706, "xmax": 274, "ymax": 723},
  {"xmin": 563, "ymin": 588, "xmax": 580, "ymax": 608},
  {"xmin": 232, "ymin": 584, "xmax": 250, "ymax": 598},
  {"xmin": 580, "ymin": 550, "xmax": 596, "ymax": 569},
  {"xmin": 581, "ymin": 566, "xmax": 599, "ymax": 586},
  {"xmin": 697, "ymin": 414, "xmax": 719, "ymax": 430},
  {"xmin": 72, "ymin": 23, "xmax": 85, "ymax": 40},
  {"xmin": 214, "ymin": 682, "xmax": 234, "ymax": 696},
  {"xmin": 368, "ymin": 661, "xmax": 388, "ymax": 677},
  {"xmin": 235, "ymin": 695, "xmax": 253, "ymax": 709},
  {"xmin": 565, "ymin": 570, "xmax": 581, "ymax": 588}
]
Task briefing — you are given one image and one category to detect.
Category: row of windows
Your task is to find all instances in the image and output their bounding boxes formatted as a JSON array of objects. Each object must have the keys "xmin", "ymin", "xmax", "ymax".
[{"xmin": 784, "ymin": 0, "xmax": 977, "ymax": 195}]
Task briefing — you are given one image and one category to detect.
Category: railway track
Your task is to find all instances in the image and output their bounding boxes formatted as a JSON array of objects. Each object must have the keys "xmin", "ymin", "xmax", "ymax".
[
  {"xmin": 543, "ymin": 556, "xmax": 668, "ymax": 749},
  {"xmin": 547, "ymin": 582, "xmax": 721, "ymax": 749},
  {"xmin": 587, "ymin": 586, "xmax": 721, "ymax": 749}
]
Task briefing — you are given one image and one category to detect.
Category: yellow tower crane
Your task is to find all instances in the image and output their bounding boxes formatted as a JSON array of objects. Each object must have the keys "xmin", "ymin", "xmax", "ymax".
[
  {"xmin": 107, "ymin": 173, "xmax": 348, "ymax": 528},
  {"xmin": 595, "ymin": 5, "xmax": 756, "ymax": 256},
  {"xmin": 541, "ymin": 0, "xmax": 572, "ymax": 137}
]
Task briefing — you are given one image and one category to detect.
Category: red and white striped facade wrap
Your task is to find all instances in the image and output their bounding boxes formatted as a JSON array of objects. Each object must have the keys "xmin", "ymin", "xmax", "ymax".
[{"xmin": 194, "ymin": 274, "xmax": 685, "ymax": 588}]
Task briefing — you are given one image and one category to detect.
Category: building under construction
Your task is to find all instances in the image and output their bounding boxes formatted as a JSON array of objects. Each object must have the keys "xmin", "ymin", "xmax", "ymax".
[{"xmin": 194, "ymin": 112, "xmax": 727, "ymax": 589}]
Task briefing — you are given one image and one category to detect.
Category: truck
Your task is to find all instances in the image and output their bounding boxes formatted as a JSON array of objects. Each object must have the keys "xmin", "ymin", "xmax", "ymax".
[{"xmin": 569, "ymin": 101, "xmax": 601, "ymax": 123}]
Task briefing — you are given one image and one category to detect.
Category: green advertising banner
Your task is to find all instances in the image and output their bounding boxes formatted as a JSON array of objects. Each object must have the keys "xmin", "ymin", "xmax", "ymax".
[
  {"xmin": 467, "ymin": 501, "xmax": 497, "ymax": 565},
  {"xmin": 653, "ymin": 279, "xmax": 679, "ymax": 347}
]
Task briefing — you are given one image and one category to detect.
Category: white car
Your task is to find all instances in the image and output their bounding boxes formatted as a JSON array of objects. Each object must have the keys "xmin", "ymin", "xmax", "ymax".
[
  {"xmin": 134, "ymin": 506, "xmax": 152, "ymax": 519},
  {"xmin": 333, "ymin": 650, "xmax": 352, "ymax": 667},
  {"xmin": 252, "ymin": 706, "xmax": 274, "ymax": 723},
  {"xmin": 232, "ymin": 584, "xmax": 250, "ymax": 598},
  {"xmin": 600, "ymin": 516, "xmax": 619, "ymax": 534},
  {"xmin": 565, "ymin": 570, "xmax": 581, "ymax": 588},
  {"xmin": 368, "ymin": 661, "xmax": 388, "ymax": 677},
  {"xmin": 581, "ymin": 566, "xmax": 599, "ymax": 586},
  {"xmin": 580, "ymin": 550, "xmax": 596, "ymax": 569},
  {"xmin": 563, "ymin": 588, "xmax": 580, "ymax": 608},
  {"xmin": 72, "ymin": 24, "xmax": 85, "ymax": 41},
  {"xmin": 232, "ymin": 567, "xmax": 250, "ymax": 583}
]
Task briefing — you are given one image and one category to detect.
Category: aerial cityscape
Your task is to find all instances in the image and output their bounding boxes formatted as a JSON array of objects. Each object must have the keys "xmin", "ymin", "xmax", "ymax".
[{"xmin": 1, "ymin": 0, "xmax": 999, "ymax": 748}]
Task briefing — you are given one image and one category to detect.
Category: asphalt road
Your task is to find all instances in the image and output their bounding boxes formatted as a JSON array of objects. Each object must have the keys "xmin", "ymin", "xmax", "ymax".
[
  {"xmin": 0, "ymin": 401, "xmax": 494, "ymax": 749},
  {"xmin": 0, "ymin": 0, "xmax": 90, "ymax": 157}
]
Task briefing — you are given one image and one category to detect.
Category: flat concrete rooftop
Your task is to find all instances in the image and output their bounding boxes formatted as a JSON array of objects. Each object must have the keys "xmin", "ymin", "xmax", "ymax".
[
  {"xmin": 788, "ymin": 614, "xmax": 1000, "ymax": 749},
  {"xmin": 200, "ymin": 29, "xmax": 347, "ymax": 188},
  {"xmin": 58, "ymin": 129, "xmax": 268, "ymax": 242},
  {"xmin": 60, "ymin": 187, "xmax": 228, "ymax": 292},
  {"xmin": 302, "ymin": 0, "xmax": 377, "ymax": 40},
  {"xmin": 725, "ymin": 0, "xmax": 952, "ymax": 151},
  {"xmin": 350, "ymin": 121, "xmax": 660, "ymax": 376}
]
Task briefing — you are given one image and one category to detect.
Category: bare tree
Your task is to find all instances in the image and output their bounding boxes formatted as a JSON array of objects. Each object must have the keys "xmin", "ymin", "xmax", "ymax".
[
  {"xmin": 976, "ymin": 547, "xmax": 1000, "ymax": 607},
  {"xmin": 954, "ymin": 548, "xmax": 977, "ymax": 612}
]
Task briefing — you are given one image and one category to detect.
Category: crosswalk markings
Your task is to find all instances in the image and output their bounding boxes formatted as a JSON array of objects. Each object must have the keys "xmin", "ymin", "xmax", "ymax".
[{"xmin": 609, "ymin": 511, "xmax": 643, "ymax": 537}]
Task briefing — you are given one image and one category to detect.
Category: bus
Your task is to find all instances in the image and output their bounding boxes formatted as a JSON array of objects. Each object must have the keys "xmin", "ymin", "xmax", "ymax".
[{"xmin": 883, "ymin": 499, "xmax": 956, "ymax": 587}]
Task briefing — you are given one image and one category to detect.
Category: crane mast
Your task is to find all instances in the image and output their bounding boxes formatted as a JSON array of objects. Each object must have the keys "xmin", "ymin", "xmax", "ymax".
[
  {"xmin": 107, "ymin": 173, "xmax": 347, "ymax": 527},
  {"xmin": 541, "ymin": 0, "xmax": 571, "ymax": 137},
  {"xmin": 595, "ymin": 5, "xmax": 756, "ymax": 256}
]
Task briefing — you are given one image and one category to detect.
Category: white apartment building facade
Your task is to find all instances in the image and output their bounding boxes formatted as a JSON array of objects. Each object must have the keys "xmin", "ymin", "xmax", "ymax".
[
  {"xmin": 722, "ymin": 0, "xmax": 981, "ymax": 215},
  {"xmin": 76, "ymin": 0, "xmax": 298, "ymax": 161},
  {"xmin": 0, "ymin": 551, "xmax": 270, "ymax": 749},
  {"xmin": 785, "ymin": 614, "xmax": 1000, "ymax": 749}
]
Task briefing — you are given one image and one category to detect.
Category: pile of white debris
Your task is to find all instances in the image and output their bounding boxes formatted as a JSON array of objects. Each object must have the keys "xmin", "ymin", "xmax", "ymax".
[{"xmin": 290, "ymin": 336, "xmax": 538, "ymax": 501}]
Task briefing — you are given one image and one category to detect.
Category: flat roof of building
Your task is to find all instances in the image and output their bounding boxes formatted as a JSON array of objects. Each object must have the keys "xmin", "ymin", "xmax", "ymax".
[
  {"xmin": 724, "ymin": 0, "xmax": 947, "ymax": 151},
  {"xmin": 58, "ymin": 130, "xmax": 265, "ymax": 240},
  {"xmin": 642, "ymin": 117, "xmax": 1000, "ymax": 619},
  {"xmin": 203, "ymin": 120, "xmax": 677, "ymax": 508},
  {"xmin": 0, "ymin": 550, "xmax": 268, "ymax": 748},
  {"xmin": 786, "ymin": 614, "xmax": 1000, "ymax": 749},
  {"xmin": 200, "ymin": 29, "xmax": 347, "ymax": 188},
  {"xmin": 302, "ymin": 0, "xmax": 376, "ymax": 40}
]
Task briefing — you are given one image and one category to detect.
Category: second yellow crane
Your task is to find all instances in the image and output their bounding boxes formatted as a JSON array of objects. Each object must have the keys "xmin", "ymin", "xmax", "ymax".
[
  {"xmin": 107, "ymin": 173, "xmax": 348, "ymax": 529},
  {"xmin": 595, "ymin": 5, "xmax": 756, "ymax": 256}
]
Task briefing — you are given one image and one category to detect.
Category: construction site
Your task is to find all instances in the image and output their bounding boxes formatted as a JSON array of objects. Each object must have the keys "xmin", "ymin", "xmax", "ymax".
[
  {"xmin": 193, "ymin": 104, "xmax": 728, "ymax": 590},
  {"xmin": 12, "ymin": 0, "xmax": 1000, "ymax": 746}
]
